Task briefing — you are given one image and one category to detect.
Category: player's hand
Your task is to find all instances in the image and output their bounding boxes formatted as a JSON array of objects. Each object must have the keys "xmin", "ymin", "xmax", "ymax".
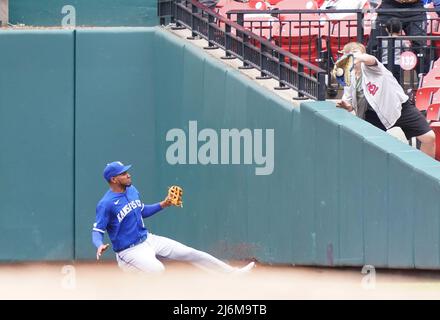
[
  {"xmin": 96, "ymin": 243, "xmax": 110, "ymax": 260},
  {"xmin": 160, "ymin": 196, "xmax": 173, "ymax": 208},
  {"xmin": 336, "ymin": 100, "xmax": 353, "ymax": 112}
]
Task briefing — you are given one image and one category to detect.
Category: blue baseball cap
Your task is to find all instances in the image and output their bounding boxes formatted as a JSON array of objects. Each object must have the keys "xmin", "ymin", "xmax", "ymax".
[{"xmin": 103, "ymin": 161, "xmax": 132, "ymax": 182}]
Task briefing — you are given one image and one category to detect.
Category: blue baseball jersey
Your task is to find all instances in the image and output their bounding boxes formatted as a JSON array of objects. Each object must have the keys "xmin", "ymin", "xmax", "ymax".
[{"xmin": 92, "ymin": 185, "xmax": 163, "ymax": 252}]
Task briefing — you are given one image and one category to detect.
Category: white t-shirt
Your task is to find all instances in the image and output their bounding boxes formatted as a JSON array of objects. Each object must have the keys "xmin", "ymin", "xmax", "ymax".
[{"xmin": 342, "ymin": 58, "xmax": 408, "ymax": 129}]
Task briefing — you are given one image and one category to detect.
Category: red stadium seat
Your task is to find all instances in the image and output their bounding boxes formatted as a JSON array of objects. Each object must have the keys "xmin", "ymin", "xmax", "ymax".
[
  {"xmin": 415, "ymin": 87, "xmax": 439, "ymax": 111},
  {"xmin": 426, "ymin": 90, "xmax": 440, "ymax": 122},
  {"xmin": 427, "ymin": 103, "xmax": 440, "ymax": 122},
  {"xmin": 270, "ymin": 18, "xmax": 327, "ymax": 73},
  {"xmin": 327, "ymin": 16, "xmax": 370, "ymax": 60},
  {"xmin": 217, "ymin": 0, "xmax": 254, "ymax": 19},
  {"xmin": 420, "ymin": 60, "xmax": 440, "ymax": 86}
]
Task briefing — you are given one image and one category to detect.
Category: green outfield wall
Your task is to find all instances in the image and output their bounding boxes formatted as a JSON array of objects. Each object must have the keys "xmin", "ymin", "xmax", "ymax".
[
  {"xmin": 10, "ymin": 0, "xmax": 157, "ymax": 27},
  {"xmin": 0, "ymin": 30, "xmax": 75, "ymax": 260},
  {"xmin": 1, "ymin": 27, "xmax": 440, "ymax": 269}
]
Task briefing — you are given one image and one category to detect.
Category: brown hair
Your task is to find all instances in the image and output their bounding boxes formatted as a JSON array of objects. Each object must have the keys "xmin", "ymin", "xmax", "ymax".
[{"xmin": 342, "ymin": 42, "xmax": 366, "ymax": 54}]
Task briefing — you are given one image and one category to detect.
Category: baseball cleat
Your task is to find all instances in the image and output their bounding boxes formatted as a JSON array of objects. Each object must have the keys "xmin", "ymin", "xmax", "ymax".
[{"xmin": 233, "ymin": 261, "xmax": 255, "ymax": 274}]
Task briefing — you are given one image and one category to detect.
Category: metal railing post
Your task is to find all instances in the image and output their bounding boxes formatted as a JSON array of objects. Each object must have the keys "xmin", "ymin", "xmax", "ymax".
[
  {"xmin": 239, "ymin": 33, "xmax": 253, "ymax": 69},
  {"xmin": 256, "ymin": 42, "xmax": 270, "ymax": 79},
  {"xmin": 221, "ymin": 19, "xmax": 235, "ymax": 59},
  {"xmin": 274, "ymin": 52, "xmax": 289, "ymax": 90},
  {"xmin": 387, "ymin": 37, "xmax": 395, "ymax": 72},
  {"xmin": 235, "ymin": 12, "xmax": 252, "ymax": 67},
  {"xmin": 236, "ymin": 12, "xmax": 244, "ymax": 39},
  {"xmin": 356, "ymin": 11, "xmax": 364, "ymax": 43},
  {"xmin": 171, "ymin": 0, "xmax": 186, "ymax": 29},
  {"xmin": 317, "ymin": 72, "xmax": 326, "ymax": 101},
  {"xmin": 294, "ymin": 64, "xmax": 306, "ymax": 100},
  {"xmin": 189, "ymin": 4, "xmax": 198, "ymax": 38},
  {"xmin": 204, "ymin": 13, "xmax": 219, "ymax": 49}
]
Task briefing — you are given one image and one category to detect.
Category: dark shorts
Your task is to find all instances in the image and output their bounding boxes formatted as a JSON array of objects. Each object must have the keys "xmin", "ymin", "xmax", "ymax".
[{"xmin": 364, "ymin": 100, "xmax": 431, "ymax": 140}]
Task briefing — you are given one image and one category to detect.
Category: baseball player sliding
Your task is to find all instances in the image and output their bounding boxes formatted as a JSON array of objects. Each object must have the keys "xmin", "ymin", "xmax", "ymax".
[{"xmin": 92, "ymin": 161, "xmax": 255, "ymax": 274}]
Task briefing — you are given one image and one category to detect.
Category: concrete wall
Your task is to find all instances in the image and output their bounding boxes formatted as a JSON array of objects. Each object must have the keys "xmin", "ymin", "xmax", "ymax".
[
  {"xmin": 2, "ymin": 27, "xmax": 440, "ymax": 268},
  {"xmin": 10, "ymin": 0, "xmax": 157, "ymax": 27},
  {"xmin": 0, "ymin": 30, "xmax": 74, "ymax": 260},
  {"xmin": 74, "ymin": 28, "xmax": 158, "ymax": 259}
]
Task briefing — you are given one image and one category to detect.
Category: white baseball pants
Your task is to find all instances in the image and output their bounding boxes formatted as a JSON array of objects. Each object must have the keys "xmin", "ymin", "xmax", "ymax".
[{"xmin": 115, "ymin": 233, "xmax": 235, "ymax": 273}]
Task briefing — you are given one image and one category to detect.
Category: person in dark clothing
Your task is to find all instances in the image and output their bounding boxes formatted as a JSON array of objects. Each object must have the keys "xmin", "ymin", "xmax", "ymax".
[
  {"xmin": 381, "ymin": 17, "xmax": 409, "ymax": 84},
  {"xmin": 367, "ymin": 0, "xmax": 429, "ymax": 75}
]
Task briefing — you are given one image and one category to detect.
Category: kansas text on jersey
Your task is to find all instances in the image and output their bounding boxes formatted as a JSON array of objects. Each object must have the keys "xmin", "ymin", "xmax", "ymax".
[{"xmin": 92, "ymin": 185, "xmax": 163, "ymax": 252}]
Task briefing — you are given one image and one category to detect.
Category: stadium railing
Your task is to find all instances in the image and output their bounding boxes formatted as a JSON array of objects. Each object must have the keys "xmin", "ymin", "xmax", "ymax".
[
  {"xmin": 224, "ymin": 7, "xmax": 440, "ymax": 94},
  {"xmin": 158, "ymin": 0, "xmax": 327, "ymax": 100}
]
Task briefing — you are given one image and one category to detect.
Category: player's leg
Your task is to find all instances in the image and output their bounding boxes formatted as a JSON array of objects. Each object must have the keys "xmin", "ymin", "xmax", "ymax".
[
  {"xmin": 116, "ymin": 241, "xmax": 165, "ymax": 273},
  {"xmin": 146, "ymin": 233, "xmax": 236, "ymax": 272}
]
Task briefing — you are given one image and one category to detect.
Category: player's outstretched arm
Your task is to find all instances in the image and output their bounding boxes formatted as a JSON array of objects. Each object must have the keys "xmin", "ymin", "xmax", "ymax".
[
  {"xmin": 141, "ymin": 200, "xmax": 169, "ymax": 218},
  {"xmin": 96, "ymin": 243, "xmax": 110, "ymax": 260},
  {"xmin": 142, "ymin": 186, "xmax": 182, "ymax": 219}
]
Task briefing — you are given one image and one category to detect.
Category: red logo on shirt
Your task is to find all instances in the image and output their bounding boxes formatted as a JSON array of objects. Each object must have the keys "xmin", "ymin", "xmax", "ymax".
[{"xmin": 366, "ymin": 82, "xmax": 379, "ymax": 96}]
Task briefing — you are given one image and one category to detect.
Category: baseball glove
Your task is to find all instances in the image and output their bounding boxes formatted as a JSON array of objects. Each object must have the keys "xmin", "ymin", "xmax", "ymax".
[
  {"xmin": 167, "ymin": 185, "xmax": 183, "ymax": 207},
  {"xmin": 332, "ymin": 54, "xmax": 354, "ymax": 87}
]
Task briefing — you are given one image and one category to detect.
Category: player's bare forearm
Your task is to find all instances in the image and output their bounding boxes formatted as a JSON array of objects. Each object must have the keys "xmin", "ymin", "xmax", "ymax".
[
  {"xmin": 96, "ymin": 243, "xmax": 109, "ymax": 260},
  {"xmin": 160, "ymin": 199, "xmax": 172, "ymax": 208}
]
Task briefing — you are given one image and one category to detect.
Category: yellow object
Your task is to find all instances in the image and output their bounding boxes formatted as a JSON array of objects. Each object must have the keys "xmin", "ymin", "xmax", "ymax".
[
  {"xmin": 332, "ymin": 54, "xmax": 354, "ymax": 87},
  {"xmin": 168, "ymin": 185, "xmax": 183, "ymax": 207}
]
